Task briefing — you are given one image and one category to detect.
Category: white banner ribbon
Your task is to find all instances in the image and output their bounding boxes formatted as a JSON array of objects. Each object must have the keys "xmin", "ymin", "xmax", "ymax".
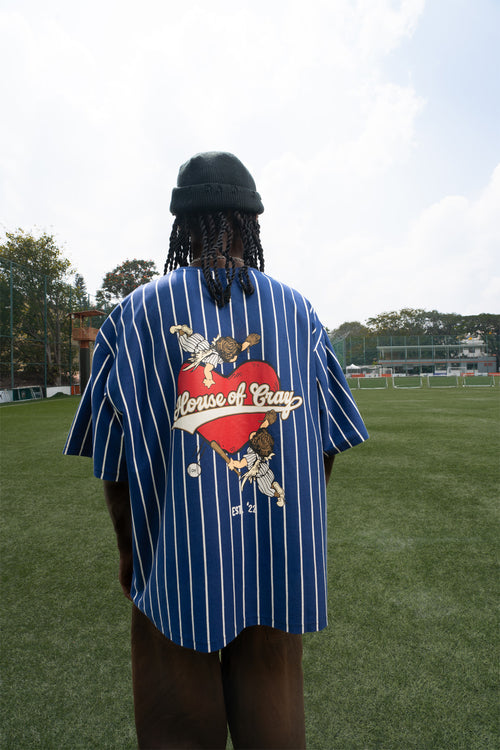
[{"xmin": 173, "ymin": 402, "xmax": 301, "ymax": 434}]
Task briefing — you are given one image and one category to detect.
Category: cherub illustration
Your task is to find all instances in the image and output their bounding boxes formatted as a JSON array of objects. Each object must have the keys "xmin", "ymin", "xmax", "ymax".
[
  {"xmin": 170, "ymin": 324, "xmax": 260, "ymax": 388},
  {"xmin": 227, "ymin": 410, "xmax": 285, "ymax": 507}
]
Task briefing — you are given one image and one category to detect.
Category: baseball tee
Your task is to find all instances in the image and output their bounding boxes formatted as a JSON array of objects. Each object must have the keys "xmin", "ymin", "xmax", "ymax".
[{"xmin": 64, "ymin": 267, "xmax": 368, "ymax": 652}]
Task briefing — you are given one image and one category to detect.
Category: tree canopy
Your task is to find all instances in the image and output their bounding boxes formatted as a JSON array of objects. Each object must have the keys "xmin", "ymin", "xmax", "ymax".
[
  {"xmin": 327, "ymin": 320, "xmax": 371, "ymax": 340},
  {"xmin": 0, "ymin": 229, "xmax": 72, "ymax": 282},
  {"xmin": 96, "ymin": 259, "xmax": 159, "ymax": 310},
  {"xmin": 364, "ymin": 307, "xmax": 500, "ymax": 342}
]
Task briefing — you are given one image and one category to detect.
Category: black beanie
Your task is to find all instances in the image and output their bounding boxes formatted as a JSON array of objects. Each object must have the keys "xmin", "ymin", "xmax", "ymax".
[{"xmin": 170, "ymin": 152, "xmax": 264, "ymax": 216}]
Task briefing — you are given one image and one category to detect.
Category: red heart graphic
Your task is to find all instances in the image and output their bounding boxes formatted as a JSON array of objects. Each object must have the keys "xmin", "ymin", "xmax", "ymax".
[{"xmin": 177, "ymin": 360, "xmax": 280, "ymax": 453}]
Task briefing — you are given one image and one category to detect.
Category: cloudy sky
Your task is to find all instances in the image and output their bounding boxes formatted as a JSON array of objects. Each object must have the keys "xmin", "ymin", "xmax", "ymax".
[{"xmin": 1, "ymin": 0, "xmax": 499, "ymax": 328}]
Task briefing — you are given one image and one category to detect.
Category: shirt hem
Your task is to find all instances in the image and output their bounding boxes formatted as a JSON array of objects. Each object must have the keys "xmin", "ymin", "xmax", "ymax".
[{"xmin": 139, "ymin": 609, "xmax": 329, "ymax": 653}]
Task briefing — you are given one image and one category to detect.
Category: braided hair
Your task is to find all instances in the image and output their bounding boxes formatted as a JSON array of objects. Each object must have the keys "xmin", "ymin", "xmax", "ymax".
[{"xmin": 164, "ymin": 211, "xmax": 264, "ymax": 307}]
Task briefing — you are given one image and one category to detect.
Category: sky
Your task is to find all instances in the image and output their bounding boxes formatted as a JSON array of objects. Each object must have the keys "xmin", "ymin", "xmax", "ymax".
[{"xmin": 1, "ymin": 0, "xmax": 499, "ymax": 329}]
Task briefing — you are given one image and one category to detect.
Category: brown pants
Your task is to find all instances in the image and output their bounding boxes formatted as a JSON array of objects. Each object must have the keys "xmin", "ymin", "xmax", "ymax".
[{"xmin": 131, "ymin": 606, "xmax": 306, "ymax": 750}]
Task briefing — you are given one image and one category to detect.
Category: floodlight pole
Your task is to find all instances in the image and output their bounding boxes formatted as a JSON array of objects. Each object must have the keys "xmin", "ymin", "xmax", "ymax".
[
  {"xmin": 68, "ymin": 288, "xmax": 72, "ymax": 388},
  {"xmin": 44, "ymin": 275, "xmax": 48, "ymax": 394},
  {"xmin": 9, "ymin": 261, "xmax": 14, "ymax": 389}
]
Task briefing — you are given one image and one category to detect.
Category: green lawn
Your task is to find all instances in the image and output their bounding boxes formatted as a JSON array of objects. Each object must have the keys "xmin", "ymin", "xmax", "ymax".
[{"xmin": 1, "ymin": 389, "xmax": 499, "ymax": 749}]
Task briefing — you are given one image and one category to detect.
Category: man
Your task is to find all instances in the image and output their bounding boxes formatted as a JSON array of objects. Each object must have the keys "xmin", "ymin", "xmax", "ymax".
[{"xmin": 65, "ymin": 151, "xmax": 368, "ymax": 749}]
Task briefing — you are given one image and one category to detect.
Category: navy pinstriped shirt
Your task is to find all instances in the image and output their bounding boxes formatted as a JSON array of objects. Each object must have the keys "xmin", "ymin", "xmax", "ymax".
[{"xmin": 64, "ymin": 268, "xmax": 368, "ymax": 652}]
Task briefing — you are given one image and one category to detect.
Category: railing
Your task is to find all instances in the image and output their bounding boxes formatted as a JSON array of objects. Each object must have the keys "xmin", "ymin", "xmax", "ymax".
[{"xmin": 72, "ymin": 327, "xmax": 99, "ymax": 341}]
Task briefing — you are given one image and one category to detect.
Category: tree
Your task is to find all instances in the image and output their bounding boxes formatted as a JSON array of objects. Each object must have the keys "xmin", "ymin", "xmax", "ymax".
[
  {"xmin": 96, "ymin": 259, "xmax": 159, "ymax": 310},
  {"xmin": 328, "ymin": 321, "xmax": 371, "ymax": 341},
  {"xmin": 74, "ymin": 273, "xmax": 89, "ymax": 307},
  {"xmin": 0, "ymin": 229, "xmax": 84, "ymax": 387},
  {"xmin": 365, "ymin": 308, "xmax": 434, "ymax": 335},
  {"xmin": 365, "ymin": 308, "xmax": 499, "ymax": 343}
]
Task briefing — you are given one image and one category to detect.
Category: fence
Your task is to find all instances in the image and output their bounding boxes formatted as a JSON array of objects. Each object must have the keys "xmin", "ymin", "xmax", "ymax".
[
  {"xmin": 347, "ymin": 374, "xmax": 500, "ymax": 390},
  {"xmin": 0, "ymin": 259, "xmax": 101, "ymax": 395}
]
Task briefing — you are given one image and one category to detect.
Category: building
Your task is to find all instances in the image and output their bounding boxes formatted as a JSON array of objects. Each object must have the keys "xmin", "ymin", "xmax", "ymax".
[{"xmin": 376, "ymin": 336, "xmax": 496, "ymax": 375}]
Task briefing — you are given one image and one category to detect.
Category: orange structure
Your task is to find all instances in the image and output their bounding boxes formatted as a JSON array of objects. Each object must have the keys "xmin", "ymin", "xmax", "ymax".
[
  {"xmin": 71, "ymin": 310, "xmax": 103, "ymax": 345},
  {"xmin": 70, "ymin": 309, "xmax": 104, "ymax": 392}
]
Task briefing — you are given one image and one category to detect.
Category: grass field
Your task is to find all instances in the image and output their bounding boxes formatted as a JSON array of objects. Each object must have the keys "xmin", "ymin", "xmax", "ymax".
[{"xmin": 1, "ymin": 389, "xmax": 499, "ymax": 749}]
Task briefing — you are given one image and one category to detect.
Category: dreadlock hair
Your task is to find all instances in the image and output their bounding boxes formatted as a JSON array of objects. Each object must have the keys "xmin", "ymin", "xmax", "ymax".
[{"xmin": 164, "ymin": 211, "xmax": 265, "ymax": 307}]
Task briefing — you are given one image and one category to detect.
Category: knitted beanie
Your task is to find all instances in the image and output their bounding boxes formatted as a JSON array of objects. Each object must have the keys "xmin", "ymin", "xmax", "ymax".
[{"xmin": 170, "ymin": 152, "xmax": 264, "ymax": 216}]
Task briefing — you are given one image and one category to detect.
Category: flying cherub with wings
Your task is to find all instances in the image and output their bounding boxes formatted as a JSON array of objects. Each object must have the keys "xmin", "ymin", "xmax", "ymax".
[{"xmin": 170, "ymin": 324, "xmax": 260, "ymax": 388}]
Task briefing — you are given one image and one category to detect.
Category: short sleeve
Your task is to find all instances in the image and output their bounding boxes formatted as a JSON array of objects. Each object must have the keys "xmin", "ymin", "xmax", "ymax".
[
  {"xmin": 313, "ymin": 320, "xmax": 369, "ymax": 455},
  {"xmin": 63, "ymin": 333, "xmax": 127, "ymax": 482}
]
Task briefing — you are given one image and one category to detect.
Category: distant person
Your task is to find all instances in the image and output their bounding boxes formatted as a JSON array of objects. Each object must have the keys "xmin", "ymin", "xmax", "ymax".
[{"xmin": 65, "ymin": 151, "xmax": 368, "ymax": 749}]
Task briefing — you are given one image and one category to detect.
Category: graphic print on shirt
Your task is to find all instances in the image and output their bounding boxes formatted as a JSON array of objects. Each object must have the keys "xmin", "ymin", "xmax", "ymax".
[{"xmin": 170, "ymin": 324, "xmax": 303, "ymax": 506}]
